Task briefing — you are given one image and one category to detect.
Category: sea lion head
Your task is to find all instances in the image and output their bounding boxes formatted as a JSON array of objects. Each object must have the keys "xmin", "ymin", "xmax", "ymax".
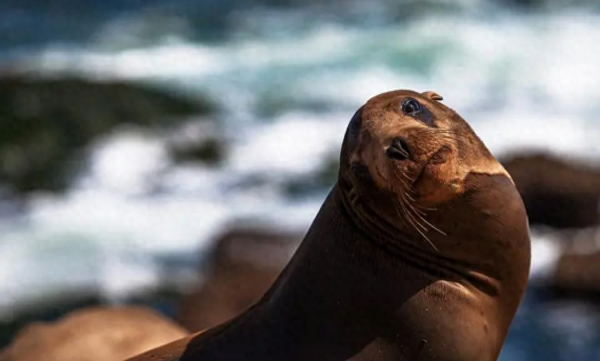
[{"xmin": 339, "ymin": 89, "xmax": 516, "ymax": 251}]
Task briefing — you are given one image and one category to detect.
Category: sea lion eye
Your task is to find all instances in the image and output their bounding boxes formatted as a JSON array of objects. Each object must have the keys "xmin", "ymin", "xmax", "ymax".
[{"xmin": 402, "ymin": 98, "xmax": 421, "ymax": 115}]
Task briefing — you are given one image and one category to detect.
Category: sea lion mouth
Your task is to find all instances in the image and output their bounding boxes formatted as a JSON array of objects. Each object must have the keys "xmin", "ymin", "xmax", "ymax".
[
  {"xmin": 386, "ymin": 137, "xmax": 411, "ymax": 161},
  {"xmin": 412, "ymin": 145, "xmax": 451, "ymax": 188}
]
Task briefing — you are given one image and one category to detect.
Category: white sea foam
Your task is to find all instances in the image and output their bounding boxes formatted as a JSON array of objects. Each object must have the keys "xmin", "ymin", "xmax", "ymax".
[
  {"xmin": 77, "ymin": 130, "xmax": 169, "ymax": 195},
  {"xmin": 0, "ymin": 11, "xmax": 599, "ymax": 315},
  {"xmin": 34, "ymin": 41, "xmax": 223, "ymax": 80},
  {"xmin": 0, "ymin": 116, "xmax": 330, "ymax": 310},
  {"xmin": 529, "ymin": 230, "xmax": 564, "ymax": 281},
  {"xmin": 473, "ymin": 109, "xmax": 600, "ymax": 160},
  {"xmin": 228, "ymin": 111, "xmax": 347, "ymax": 176},
  {"xmin": 23, "ymin": 13, "xmax": 600, "ymax": 107}
]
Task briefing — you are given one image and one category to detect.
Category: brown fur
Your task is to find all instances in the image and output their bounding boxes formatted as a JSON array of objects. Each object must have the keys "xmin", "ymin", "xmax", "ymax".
[
  {"xmin": 125, "ymin": 90, "xmax": 531, "ymax": 361},
  {"xmin": 0, "ymin": 306, "xmax": 188, "ymax": 361}
]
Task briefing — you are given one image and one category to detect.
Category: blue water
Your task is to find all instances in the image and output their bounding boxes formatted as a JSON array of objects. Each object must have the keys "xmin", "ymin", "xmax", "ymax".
[
  {"xmin": 501, "ymin": 291, "xmax": 600, "ymax": 360},
  {"xmin": 1, "ymin": 1, "xmax": 600, "ymax": 360}
]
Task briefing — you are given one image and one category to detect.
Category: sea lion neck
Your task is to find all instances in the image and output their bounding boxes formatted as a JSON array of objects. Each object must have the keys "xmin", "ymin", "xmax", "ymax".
[
  {"xmin": 337, "ymin": 176, "xmax": 446, "ymax": 268},
  {"xmin": 337, "ymin": 176, "xmax": 507, "ymax": 297},
  {"xmin": 164, "ymin": 186, "xmax": 440, "ymax": 361},
  {"xmin": 139, "ymin": 185, "xmax": 517, "ymax": 361}
]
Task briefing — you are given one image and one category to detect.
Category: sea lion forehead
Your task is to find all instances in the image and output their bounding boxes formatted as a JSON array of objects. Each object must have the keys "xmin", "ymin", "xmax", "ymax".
[
  {"xmin": 362, "ymin": 89, "xmax": 448, "ymax": 116},
  {"xmin": 364, "ymin": 89, "xmax": 425, "ymax": 107},
  {"xmin": 358, "ymin": 89, "xmax": 451, "ymax": 132}
]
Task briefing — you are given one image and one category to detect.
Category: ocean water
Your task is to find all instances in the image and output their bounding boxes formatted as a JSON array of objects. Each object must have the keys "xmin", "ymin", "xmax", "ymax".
[{"xmin": 1, "ymin": 1, "xmax": 600, "ymax": 359}]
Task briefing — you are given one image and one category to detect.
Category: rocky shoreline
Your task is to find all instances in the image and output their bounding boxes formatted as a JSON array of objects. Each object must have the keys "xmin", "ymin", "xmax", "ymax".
[{"xmin": 0, "ymin": 74, "xmax": 218, "ymax": 195}]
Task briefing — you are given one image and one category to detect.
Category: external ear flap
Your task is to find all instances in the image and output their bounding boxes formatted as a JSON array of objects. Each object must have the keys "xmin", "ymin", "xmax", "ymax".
[
  {"xmin": 423, "ymin": 91, "xmax": 443, "ymax": 101},
  {"xmin": 346, "ymin": 106, "xmax": 363, "ymax": 151},
  {"xmin": 339, "ymin": 106, "xmax": 364, "ymax": 172}
]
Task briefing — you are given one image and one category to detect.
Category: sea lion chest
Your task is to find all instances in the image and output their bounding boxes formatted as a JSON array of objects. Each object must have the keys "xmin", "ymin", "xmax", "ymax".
[{"xmin": 349, "ymin": 280, "xmax": 501, "ymax": 361}]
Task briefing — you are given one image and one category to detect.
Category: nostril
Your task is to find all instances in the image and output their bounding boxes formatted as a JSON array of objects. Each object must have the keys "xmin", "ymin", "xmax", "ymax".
[{"xmin": 386, "ymin": 137, "xmax": 411, "ymax": 161}]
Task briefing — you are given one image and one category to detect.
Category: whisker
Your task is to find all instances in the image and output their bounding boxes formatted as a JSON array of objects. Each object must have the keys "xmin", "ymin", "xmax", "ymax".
[
  {"xmin": 408, "ymin": 204, "xmax": 447, "ymax": 236},
  {"xmin": 399, "ymin": 180, "xmax": 446, "ymax": 236},
  {"xmin": 399, "ymin": 198, "xmax": 439, "ymax": 252},
  {"xmin": 428, "ymin": 129, "xmax": 473, "ymax": 146},
  {"xmin": 393, "ymin": 171, "xmax": 446, "ymax": 246},
  {"xmin": 401, "ymin": 201, "xmax": 427, "ymax": 231}
]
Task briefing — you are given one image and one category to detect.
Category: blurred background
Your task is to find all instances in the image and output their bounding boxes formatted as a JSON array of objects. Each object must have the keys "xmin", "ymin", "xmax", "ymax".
[{"xmin": 0, "ymin": 0, "xmax": 599, "ymax": 360}]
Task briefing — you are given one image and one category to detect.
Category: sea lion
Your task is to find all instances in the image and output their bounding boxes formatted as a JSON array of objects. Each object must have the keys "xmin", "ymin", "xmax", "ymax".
[
  {"xmin": 0, "ymin": 306, "xmax": 188, "ymax": 361},
  {"xmin": 126, "ymin": 90, "xmax": 531, "ymax": 361}
]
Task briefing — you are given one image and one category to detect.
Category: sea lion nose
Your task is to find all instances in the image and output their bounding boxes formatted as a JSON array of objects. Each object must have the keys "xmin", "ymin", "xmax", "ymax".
[{"xmin": 386, "ymin": 137, "xmax": 411, "ymax": 161}]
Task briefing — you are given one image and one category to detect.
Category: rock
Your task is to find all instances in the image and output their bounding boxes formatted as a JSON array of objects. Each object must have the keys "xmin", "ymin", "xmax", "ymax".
[
  {"xmin": 176, "ymin": 226, "xmax": 301, "ymax": 332},
  {"xmin": 501, "ymin": 153, "xmax": 600, "ymax": 229},
  {"xmin": 167, "ymin": 122, "xmax": 226, "ymax": 166},
  {"xmin": 0, "ymin": 75, "xmax": 215, "ymax": 194},
  {"xmin": 550, "ymin": 228, "xmax": 600, "ymax": 297},
  {"xmin": 170, "ymin": 138, "xmax": 225, "ymax": 166},
  {"xmin": 0, "ymin": 306, "xmax": 187, "ymax": 361},
  {"xmin": 0, "ymin": 295, "xmax": 102, "ymax": 350},
  {"xmin": 0, "ymin": 286, "xmax": 185, "ymax": 350}
]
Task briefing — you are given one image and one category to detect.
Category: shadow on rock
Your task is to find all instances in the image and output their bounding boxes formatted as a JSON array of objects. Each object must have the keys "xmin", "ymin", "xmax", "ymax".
[{"xmin": 502, "ymin": 153, "xmax": 600, "ymax": 229}]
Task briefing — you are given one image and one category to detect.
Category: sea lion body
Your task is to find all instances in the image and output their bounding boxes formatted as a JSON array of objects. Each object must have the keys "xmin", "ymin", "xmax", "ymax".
[{"xmin": 126, "ymin": 90, "xmax": 531, "ymax": 361}]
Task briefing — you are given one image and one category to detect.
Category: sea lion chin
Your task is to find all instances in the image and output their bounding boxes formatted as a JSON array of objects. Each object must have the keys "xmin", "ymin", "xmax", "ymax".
[{"xmin": 125, "ymin": 90, "xmax": 531, "ymax": 361}]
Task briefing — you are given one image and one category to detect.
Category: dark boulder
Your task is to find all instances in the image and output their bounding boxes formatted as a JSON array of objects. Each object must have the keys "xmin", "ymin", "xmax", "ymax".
[
  {"xmin": 502, "ymin": 153, "xmax": 600, "ymax": 229},
  {"xmin": 553, "ymin": 252, "xmax": 600, "ymax": 296},
  {"xmin": 548, "ymin": 228, "xmax": 600, "ymax": 298},
  {"xmin": 0, "ymin": 75, "xmax": 215, "ymax": 194}
]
